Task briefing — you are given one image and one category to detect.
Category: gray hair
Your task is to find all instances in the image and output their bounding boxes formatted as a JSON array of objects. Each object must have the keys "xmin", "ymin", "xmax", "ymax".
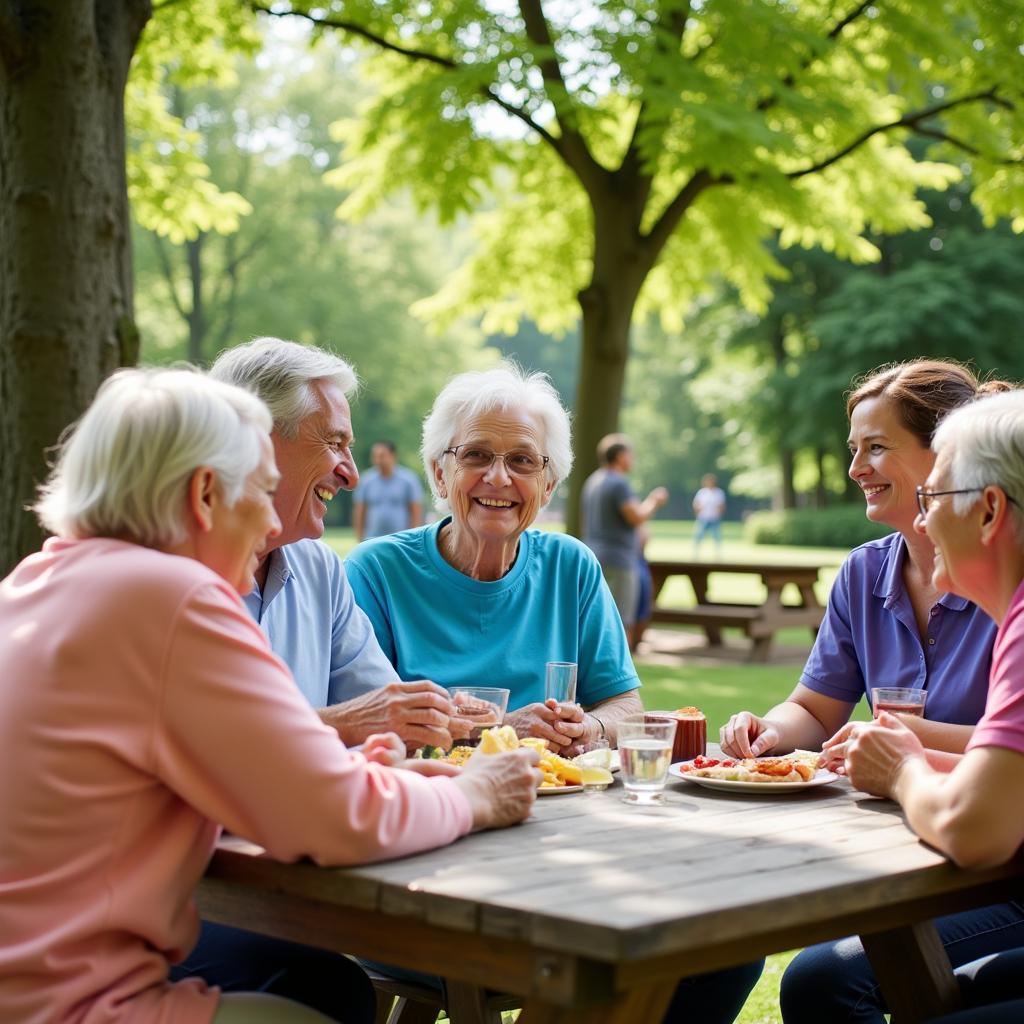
[
  {"xmin": 932, "ymin": 390, "xmax": 1024, "ymax": 543},
  {"xmin": 210, "ymin": 337, "xmax": 358, "ymax": 438},
  {"xmin": 421, "ymin": 362, "xmax": 573, "ymax": 512},
  {"xmin": 34, "ymin": 367, "xmax": 272, "ymax": 547}
]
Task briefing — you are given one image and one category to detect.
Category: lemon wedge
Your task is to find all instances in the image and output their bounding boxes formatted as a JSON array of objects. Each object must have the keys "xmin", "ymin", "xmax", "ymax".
[
  {"xmin": 579, "ymin": 766, "xmax": 614, "ymax": 787},
  {"xmin": 573, "ymin": 747, "xmax": 613, "ymax": 770}
]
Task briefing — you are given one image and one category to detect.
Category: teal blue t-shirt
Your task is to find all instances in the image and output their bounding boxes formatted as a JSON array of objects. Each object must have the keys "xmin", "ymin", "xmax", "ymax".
[{"xmin": 344, "ymin": 519, "xmax": 640, "ymax": 710}]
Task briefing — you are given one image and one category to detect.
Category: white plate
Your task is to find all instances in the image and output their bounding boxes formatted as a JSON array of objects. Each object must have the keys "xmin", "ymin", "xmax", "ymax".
[
  {"xmin": 537, "ymin": 784, "xmax": 584, "ymax": 795},
  {"xmin": 668, "ymin": 762, "xmax": 841, "ymax": 793}
]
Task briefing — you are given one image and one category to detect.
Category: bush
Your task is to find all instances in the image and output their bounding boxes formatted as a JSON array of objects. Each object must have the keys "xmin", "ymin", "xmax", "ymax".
[{"xmin": 745, "ymin": 505, "xmax": 892, "ymax": 548}]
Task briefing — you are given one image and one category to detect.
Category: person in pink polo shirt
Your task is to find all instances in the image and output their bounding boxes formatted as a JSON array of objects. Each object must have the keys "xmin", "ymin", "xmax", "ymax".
[
  {"xmin": 844, "ymin": 389, "xmax": 1024, "ymax": 1023},
  {"xmin": 0, "ymin": 368, "xmax": 541, "ymax": 1024}
]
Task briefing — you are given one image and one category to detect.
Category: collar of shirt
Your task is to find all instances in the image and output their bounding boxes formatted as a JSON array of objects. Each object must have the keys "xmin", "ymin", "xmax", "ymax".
[
  {"xmin": 247, "ymin": 546, "xmax": 295, "ymax": 617},
  {"xmin": 873, "ymin": 532, "xmax": 970, "ymax": 614}
]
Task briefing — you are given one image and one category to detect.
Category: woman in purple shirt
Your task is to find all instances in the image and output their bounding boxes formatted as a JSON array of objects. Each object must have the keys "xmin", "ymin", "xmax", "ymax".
[{"xmin": 720, "ymin": 359, "xmax": 1024, "ymax": 1024}]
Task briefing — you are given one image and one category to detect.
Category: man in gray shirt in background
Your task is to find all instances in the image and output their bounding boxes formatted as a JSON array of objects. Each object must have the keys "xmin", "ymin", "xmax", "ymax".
[
  {"xmin": 582, "ymin": 433, "xmax": 668, "ymax": 632},
  {"xmin": 353, "ymin": 440, "xmax": 423, "ymax": 541}
]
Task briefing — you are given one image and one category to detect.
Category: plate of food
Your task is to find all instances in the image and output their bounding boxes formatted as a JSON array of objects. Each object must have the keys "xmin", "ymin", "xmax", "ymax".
[{"xmin": 669, "ymin": 752, "xmax": 840, "ymax": 792}]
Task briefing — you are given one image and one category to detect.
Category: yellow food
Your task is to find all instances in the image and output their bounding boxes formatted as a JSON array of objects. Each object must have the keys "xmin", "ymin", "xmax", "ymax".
[
  {"xmin": 447, "ymin": 727, "xmax": 586, "ymax": 789},
  {"xmin": 477, "ymin": 725, "xmax": 519, "ymax": 754},
  {"xmin": 578, "ymin": 766, "xmax": 614, "ymax": 786}
]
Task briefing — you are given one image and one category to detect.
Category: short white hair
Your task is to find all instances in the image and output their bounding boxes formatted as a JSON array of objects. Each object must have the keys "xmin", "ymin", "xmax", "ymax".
[
  {"xmin": 210, "ymin": 337, "xmax": 358, "ymax": 438},
  {"xmin": 34, "ymin": 367, "xmax": 272, "ymax": 547},
  {"xmin": 933, "ymin": 390, "xmax": 1024, "ymax": 543},
  {"xmin": 421, "ymin": 362, "xmax": 573, "ymax": 512}
]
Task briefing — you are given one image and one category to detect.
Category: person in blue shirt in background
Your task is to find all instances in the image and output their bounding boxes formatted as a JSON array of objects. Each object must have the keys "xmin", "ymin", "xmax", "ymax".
[
  {"xmin": 720, "ymin": 358, "xmax": 1023, "ymax": 1024},
  {"xmin": 353, "ymin": 440, "xmax": 423, "ymax": 541}
]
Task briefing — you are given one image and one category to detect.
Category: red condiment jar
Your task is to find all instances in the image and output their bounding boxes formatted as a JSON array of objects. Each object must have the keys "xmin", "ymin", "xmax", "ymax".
[{"xmin": 645, "ymin": 707, "xmax": 707, "ymax": 762}]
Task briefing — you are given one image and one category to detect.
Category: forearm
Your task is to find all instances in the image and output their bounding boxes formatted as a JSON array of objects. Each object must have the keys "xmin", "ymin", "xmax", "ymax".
[
  {"xmin": 761, "ymin": 700, "xmax": 834, "ymax": 752},
  {"xmin": 586, "ymin": 690, "xmax": 643, "ymax": 747},
  {"xmin": 902, "ymin": 717, "xmax": 974, "ymax": 754},
  {"xmin": 317, "ymin": 703, "xmax": 362, "ymax": 746}
]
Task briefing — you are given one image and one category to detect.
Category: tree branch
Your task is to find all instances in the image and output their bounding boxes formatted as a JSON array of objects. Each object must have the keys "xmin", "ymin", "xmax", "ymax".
[
  {"xmin": 788, "ymin": 88, "xmax": 1008, "ymax": 179},
  {"xmin": 150, "ymin": 234, "xmax": 188, "ymax": 324},
  {"xmin": 618, "ymin": 2, "xmax": 694, "ymax": 229},
  {"xmin": 912, "ymin": 125, "xmax": 1023, "ymax": 165},
  {"xmin": 251, "ymin": 2, "xmax": 456, "ymax": 69},
  {"xmin": 643, "ymin": 168, "xmax": 728, "ymax": 262},
  {"xmin": 829, "ymin": 0, "xmax": 873, "ymax": 40},
  {"xmin": 250, "ymin": 2, "xmax": 575, "ymax": 182},
  {"xmin": 516, "ymin": 0, "xmax": 606, "ymax": 196}
]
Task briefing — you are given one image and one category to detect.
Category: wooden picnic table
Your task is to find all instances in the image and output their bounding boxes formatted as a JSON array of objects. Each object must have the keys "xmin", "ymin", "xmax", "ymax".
[
  {"xmin": 197, "ymin": 755, "xmax": 1023, "ymax": 1024},
  {"xmin": 646, "ymin": 558, "xmax": 830, "ymax": 660}
]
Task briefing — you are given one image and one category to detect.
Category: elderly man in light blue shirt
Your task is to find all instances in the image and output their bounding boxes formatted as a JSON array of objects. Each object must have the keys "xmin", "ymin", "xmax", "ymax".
[{"xmin": 210, "ymin": 336, "xmax": 459, "ymax": 749}]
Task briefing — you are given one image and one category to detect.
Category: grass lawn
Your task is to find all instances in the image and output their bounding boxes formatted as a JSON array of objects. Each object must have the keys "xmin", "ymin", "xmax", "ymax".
[{"xmin": 328, "ymin": 521, "xmax": 863, "ymax": 1024}]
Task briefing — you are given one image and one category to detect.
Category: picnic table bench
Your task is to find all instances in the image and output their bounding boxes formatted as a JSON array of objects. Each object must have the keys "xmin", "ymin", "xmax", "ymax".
[{"xmin": 646, "ymin": 559, "xmax": 830, "ymax": 661}]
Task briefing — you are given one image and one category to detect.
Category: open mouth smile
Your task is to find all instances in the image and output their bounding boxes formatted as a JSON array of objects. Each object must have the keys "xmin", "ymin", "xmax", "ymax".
[{"xmin": 474, "ymin": 497, "xmax": 515, "ymax": 509}]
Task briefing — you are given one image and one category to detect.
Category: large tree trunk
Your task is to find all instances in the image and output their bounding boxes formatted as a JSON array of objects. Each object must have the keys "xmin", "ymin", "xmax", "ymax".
[
  {"xmin": 780, "ymin": 447, "xmax": 797, "ymax": 509},
  {"xmin": 0, "ymin": 0, "xmax": 149, "ymax": 575},
  {"xmin": 563, "ymin": 191, "xmax": 657, "ymax": 537}
]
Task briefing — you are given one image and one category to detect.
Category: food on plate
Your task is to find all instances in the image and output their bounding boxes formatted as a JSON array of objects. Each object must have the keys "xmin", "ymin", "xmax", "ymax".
[
  {"xmin": 677, "ymin": 753, "xmax": 820, "ymax": 783},
  {"xmin": 573, "ymin": 746, "xmax": 614, "ymax": 770},
  {"xmin": 433, "ymin": 727, "xmax": 587, "ymax": 789}
]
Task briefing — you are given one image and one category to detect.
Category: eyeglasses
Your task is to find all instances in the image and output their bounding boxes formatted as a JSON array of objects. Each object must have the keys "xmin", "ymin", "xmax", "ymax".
[
  {"xmin": 915, "ymin": 486, "xmax": 1020, "ymax": 517},
  {"xmin": 443, "ymin": 444, "xmax": 550, "ymax": 477}
]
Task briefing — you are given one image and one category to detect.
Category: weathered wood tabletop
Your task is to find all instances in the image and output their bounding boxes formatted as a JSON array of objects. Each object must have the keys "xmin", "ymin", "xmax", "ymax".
[{"xmin": 198, "ymin": 763, "xmax": 1022, "ymax": 1024}]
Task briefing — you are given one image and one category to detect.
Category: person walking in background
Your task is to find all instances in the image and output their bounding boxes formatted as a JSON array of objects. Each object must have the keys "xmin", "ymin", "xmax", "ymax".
[
  {"xmin": 693, "ymin": 472, "xmax": 726, "ymax": 556},
  {"xmin": 581, "ymin": 433, "xmax": 668, "ymax": 635},
  {"xmin": 353, "ymin": 440, "xmax": 423, "ymax": 541}
]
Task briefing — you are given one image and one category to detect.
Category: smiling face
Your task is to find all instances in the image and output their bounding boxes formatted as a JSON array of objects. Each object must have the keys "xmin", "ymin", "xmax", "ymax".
[
  {"xmin": 270, "ymin": 379, "xmax": 358, "ymax": 549},
  {"xmin": 916, "ymin": 450, "xmax": 984, "ymax": 598},
  {"xmin": 207, "ymin": 434, "xmax": 282, "ymax": 595},
  {"xmin": 847, "ymin": 397, "xmax": 936, "ymax": 535},
  {"xmin": 434, "ymin": 408, "xmax": 556, "ymax": 548}
]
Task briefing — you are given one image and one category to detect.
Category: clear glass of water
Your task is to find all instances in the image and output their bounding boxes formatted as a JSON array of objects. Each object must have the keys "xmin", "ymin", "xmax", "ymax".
[
  {"xmin": 544, "ymin": 662, "xmax": 578, "ymax": 704},
  {"xmin": 618, "ymin": 713, "xmax": 676, "ymax": 805}
]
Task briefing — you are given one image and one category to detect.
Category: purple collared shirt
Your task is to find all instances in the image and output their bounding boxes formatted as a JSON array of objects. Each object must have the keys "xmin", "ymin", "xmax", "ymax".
[{"xmin": 801, "ymin": 532, "xmax": 995, "ymax": 725}]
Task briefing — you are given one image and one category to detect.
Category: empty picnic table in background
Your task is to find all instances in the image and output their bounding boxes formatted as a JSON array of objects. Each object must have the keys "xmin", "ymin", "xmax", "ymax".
[
  {"xmin": 198, "ymin": 756, "xmax": 1024, "ymax": 1024},
  {"xmin": 645, "ymin": 559, "xmax": 830, "ymax": 661}
]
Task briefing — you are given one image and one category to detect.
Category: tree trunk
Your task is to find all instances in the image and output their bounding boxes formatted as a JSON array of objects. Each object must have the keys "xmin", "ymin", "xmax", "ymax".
[
  {"xmin": 0, "ymin": 0, "xmax": 150, "ymax": 576},
  {"xmin": 814, "ymin": 447, "xmax": 828, "ymax": 509},
  {"xmin": 780, "ymin": 447, "xmax": 797, "ymax": 509},
  {"xmin": 187, "ymin": 232, "xmax": 205, "ymax": 364}
]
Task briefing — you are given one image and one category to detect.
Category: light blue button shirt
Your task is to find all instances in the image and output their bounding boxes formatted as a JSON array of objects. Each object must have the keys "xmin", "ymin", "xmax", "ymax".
[{"xmin": 243, "ymin": 539, "xmax": 397, "ymax": 708}]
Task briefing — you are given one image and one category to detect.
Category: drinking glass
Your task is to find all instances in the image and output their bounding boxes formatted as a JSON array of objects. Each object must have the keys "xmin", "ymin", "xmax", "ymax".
[
  {"xmin": 544, "ymin": 662, "xmax": 578, "ymax": 704},
  {"xmin": 871, "ymin": 687, "xmax": 927, "ymax": 719},
  {"xmin": 449, "ymin": 687, "xmax": 510, "ymax": 744},
  {"xmin": 617, "ymin": 713, "xmax": 676, "ymax": 805},
  {"xmin": 576, "ymin": 738, "xmax": 613, "ymax": 792}
]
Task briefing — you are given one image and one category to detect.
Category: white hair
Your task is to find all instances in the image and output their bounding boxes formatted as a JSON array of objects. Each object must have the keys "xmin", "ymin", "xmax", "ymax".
[
  {"xmin": 34, "ymin": 367, "xmax": 272, "ymax": 547},
  {"xmin": 210, "ymin": 337, "xmax": 358, "ymax": 438},
  {"xmin": 421, "ymin": 362, "xmax": 573, "ymax": 512},
  {"xmin": 932, "ymin": 390, "xmax": 1024, "ymax": 543}
]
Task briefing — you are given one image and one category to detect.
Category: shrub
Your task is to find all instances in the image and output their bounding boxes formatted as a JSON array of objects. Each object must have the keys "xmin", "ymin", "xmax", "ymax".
[{"xmin": 745, "ymin": 505, "xmax": 892, "ymax": 548}]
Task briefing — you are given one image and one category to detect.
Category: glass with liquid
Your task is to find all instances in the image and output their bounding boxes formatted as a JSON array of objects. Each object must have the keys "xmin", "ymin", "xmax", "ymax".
[
  {"xmin": 871, "ymin": 687, "xmax": 927, "ymax": 719},
  {"xmin": 617, "ymin": 714, "xmax": 676, "ymax": 805}
]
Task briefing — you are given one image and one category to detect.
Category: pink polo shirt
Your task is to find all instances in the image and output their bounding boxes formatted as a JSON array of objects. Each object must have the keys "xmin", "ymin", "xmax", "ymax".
[
  {"xmin": 967, "ymin": 578, "xmax": 1024, "ymax": 756},
  {"xmin": 0, "ymin": 538, "xmax": 472, "ymax": 1023}
]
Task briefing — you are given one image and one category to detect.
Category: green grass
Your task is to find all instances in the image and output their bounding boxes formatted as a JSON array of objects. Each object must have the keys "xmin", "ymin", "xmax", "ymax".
[{"xmin": 330, "ymin": 520, "xmax": 859, "ymax": 1024}]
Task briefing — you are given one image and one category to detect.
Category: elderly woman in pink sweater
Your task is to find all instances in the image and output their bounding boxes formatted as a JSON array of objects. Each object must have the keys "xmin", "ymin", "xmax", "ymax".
[{"xmin": 0, "ymin": 368, "xmax": 540, "ymax": 1024}]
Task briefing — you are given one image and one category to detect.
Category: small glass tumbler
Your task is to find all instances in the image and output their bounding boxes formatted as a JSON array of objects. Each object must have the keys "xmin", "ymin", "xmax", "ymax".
[
  {"xmin": 617, "ymin": 713, "xmax": 676, "ymax": 805},
  {"xmin": 872, "ymin": 687, "xmax": 927, "ymax": 719},
  {"xmin": 544, "ymin": 662, "xmax": 578, "ymax": 704}
]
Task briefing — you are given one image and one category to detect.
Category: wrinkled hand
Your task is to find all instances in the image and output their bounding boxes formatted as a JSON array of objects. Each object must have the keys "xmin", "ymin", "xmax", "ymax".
[
  {"xmin": 720, "ymin": 711, "xmax": 780, "ymax": 758},
  {"xmin": 323, "ymin": 681, "xmax": 458, "ymax": 750},
  {"xmin": 506, "ymin": 701, "xmax": 587, "ymax": 753},
  {"xmin": 395, "ymin": 758, "xmax": 463, "ymax": 778},
  {"xmin": 820, "ymin": 721, "xmax": 872, "ymax": 775},
  {"xmin": 453, "ymin": 748, "xmax": 542, "ymax": 831},
  {"xmin": 359, "ymin": 732, "xmax": 405, "ymax": 767},
  {"xmin": 846, "ymin": 712, "xmax": 925, "ymax": 798}
]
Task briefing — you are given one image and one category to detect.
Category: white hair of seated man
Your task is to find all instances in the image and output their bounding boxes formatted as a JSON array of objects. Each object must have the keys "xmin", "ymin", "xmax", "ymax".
[{"xmin": 34, "ymin": 367, "xmax": 271, "ymax": 548}]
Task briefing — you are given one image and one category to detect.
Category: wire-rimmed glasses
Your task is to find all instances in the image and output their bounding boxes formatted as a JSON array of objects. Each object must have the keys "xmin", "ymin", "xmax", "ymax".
[
  {"xmin": 443, "ymin": 444, "xmax": 550, "ymax": 477},
  {"xmin": 915, "ymin": 485, "xmax": 1019, "ymax": 517}
]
